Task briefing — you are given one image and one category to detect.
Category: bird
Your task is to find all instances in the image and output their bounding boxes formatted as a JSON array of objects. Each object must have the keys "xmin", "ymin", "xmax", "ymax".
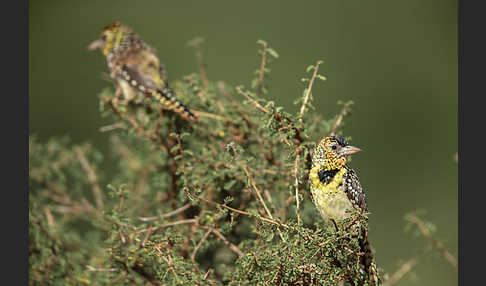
[
  {"xmin": 87, "ymin": 21, "xmax": 198, "ymax": 122},
  {"xmin": 309, "ymin": 136, "xmax": 380, "ymax": 285}
]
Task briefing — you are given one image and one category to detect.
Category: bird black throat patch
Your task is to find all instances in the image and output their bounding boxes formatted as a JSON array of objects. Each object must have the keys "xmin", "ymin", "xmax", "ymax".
[{"xmin": 318, "ymin": 169, "xmax": 339, "ymax": 184}]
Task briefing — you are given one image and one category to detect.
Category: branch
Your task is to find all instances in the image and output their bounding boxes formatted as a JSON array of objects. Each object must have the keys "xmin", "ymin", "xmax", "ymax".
[
  {"xmin": 236, "ymin": 86, "xmax": 269, "ymax": 114},
  {"xmin": 98, "ymin": 122, "xmax": 126, "ymax": 132},
  {"xmin": 135, "ymin": 219, "xmax": 198, "ymax": 235},
  {"xmin": 299, "ymin": 60, "xmax": 323, "ymax": 126},
  {"xmin": 206, "ymin": 227, "xmax": 244, "ymax": 258},
  {"xmin": 138, "ymin": 203, "xmax": 192, "ymax": 222},
  {"xmin": 75, "ymin": 146, "xmax": 104, "ymax": 211},
  {"xmin": 405, "ymin": 213, "xmax": 457, "ymax": 271},
  {"xmin": 329, "ymin": 101, "xmax": 352, "ymax": 136},
  {"xmin": 44, "ymin": 205, "xmax": 56, "ymax": 228},
  {"xmin": 184, "ymin": 189, "xmax": 290, "ymax": 229},
  {"xmin": 230, "ymin": 144, "xmax": 286, "ymax": 241},
  {"xmin": 382, "ymin": 258, "xmax": 418, "ymax": 286},
  {"xmin": 256, "ymin": 41, "xmax": 268, "ymax": 97},
  {"xmin": 219, "ymin": 82, "xmax": 254, "ymax": 128},
  {"xmin": 191, "ymin": 227, "xmax": 213, "ymax": 262},
  {"xmin": 192, "ymin": 109, "xmax": 236, "ymax": 123},
  {"xmin": 187, "ymin": 37, "xmax": 209, "ymax": 90},
  {"xmin": 86, "ymin": 265, "xmax": 117, "ymax": 272},
  {"xmin": 293, "ymin": 151, "xmax": 301, "ymax": 225},
  {"xmin": 153, "ymin": 244, "xmax": 181, "ymax": 284}
]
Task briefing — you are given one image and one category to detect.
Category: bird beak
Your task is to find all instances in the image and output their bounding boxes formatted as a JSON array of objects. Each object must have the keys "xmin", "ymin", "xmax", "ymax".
[
  {"xmin": 87, "ymin": 39, "xmax": 103, "ymax": 51},
  {"xmin": 338, "ymin": 145, "xmax": 362, "ymax": 156}
]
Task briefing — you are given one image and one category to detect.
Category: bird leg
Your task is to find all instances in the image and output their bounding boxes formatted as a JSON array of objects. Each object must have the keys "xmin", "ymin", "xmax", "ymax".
[{"xmin": 331, "ymin": 218, "xmax": 339, "ymax": 232}]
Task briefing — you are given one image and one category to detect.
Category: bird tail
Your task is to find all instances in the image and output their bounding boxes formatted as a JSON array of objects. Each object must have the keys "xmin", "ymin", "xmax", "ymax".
[
  {"xmin": 359, "ymin": 226, "xmax": 381, "ymax": 286},
  {"xmin": 151, "ymin": 88, "xmax": 199, "ymax": 122}
]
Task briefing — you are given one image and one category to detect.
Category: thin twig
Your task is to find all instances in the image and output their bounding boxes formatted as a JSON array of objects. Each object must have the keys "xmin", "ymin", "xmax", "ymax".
[
  {"xmin": 344, "ymin": 209, "xmax": 367, "ymax": 232},
  {"xmin": 299, "ymin": 60, "xmax": 323, "ymax": 126},
  {"xmin": 235, "ymin": 87, "xmax": 305, "ymax": 144},
  {"xmin": 382, "ymin": 258, "xmax": 418, "ymax": 286},
  {"xmin": 166, "ymin": 248, "xmax": 182, "ymax": 284},
  {"xmin": 153, "ymin": 244, "xmax": 181, "ymax": 284},
  {"xmin": 293, "ymin": 152, "xmax": 301, "ymax": 225},
  {"xmin": 44, "ymin": 205, "xmax": 56, "ymax": 228},
  {"xmin": 50, "ymin": 201, "xmax": 96, "ymax": 216},
  {"xmin": 206, "ymin": 227, "xmax": 244, "ymax": 258},
  {"xmin": 135, "ymin": 218, "xmax": 198, "ymax": 234},
  {"xmin": 203, "ymin": 268, "xmax": 211, "ymax": 280},
  {"xmin": 329, "ymin": 102, "xmax": 352, "ymax": 136},
  {"xmin": 75, "ymin": 146, "xmax": 104, "ymax": 211},
  {"xmin": 141, "ymin": 226, "xmax": 154, "ymax": 248},
  {"xmin": 405, "ymin": 213, "xmax": 457, "ymax": 271},
  {"xmin": 187, "ymin": 37, "xmax": 209, "ymax": 90},
  {"xmin": 191, "ymin": 227, "xmax": 213, "ymax": 262},
  {"xmin": 99, "ymin": 122, "xmax": 126, "ymax": 132},
  {"xmin": 236, "ymin": 86, "xmax": 269, "ymax": 114},
  {"xmin": 192, "ymin": 110, "xmax": 235, "ymax": 123},
  {"xmin": 138, "ymin": 203, "xmax": 192, "ymax": 222},
  {"xmin": 231, "ymin": 144, "xmax": 273, "ymax": 220},
  {"xmin": 86, "ymin": 265, "xmax": 117, "ymax": 272},
  {"xmin": 184, "ymin": 190, "xmax": 290, "ymax": 229},
  {"xmin": 231, "ymin": 145, "xmax": 285, "ymax": 240},
  {"xmin": 219, "ymin": 82, "xmax": 253, "ymax": 128},
  {"xmin": 256, "ymin": 41, "xmax": 268, "ymax": 97},
  {"xmin": 103, "ymin": 97, "xmax": 159, "ymax": 147}
]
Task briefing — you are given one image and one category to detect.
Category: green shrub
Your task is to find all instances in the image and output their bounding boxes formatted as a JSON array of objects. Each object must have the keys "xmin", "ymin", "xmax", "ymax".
[{"xmin": 30, "ymin": 40, "xmax": 388, "ymax": 285}]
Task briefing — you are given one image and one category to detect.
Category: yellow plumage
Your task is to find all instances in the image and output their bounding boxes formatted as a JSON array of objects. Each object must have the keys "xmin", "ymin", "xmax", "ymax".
[
  {"xmin": 309, "ymin": 136, "xmax": 381, "ymax": 285},
  {"xmin": 309, "ymin": 166, "xmax": 354, "ymax": 225}
]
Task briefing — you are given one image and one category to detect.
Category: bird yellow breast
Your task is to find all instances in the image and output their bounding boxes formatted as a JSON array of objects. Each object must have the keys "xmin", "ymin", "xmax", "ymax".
[{"xmin": 309, "ymin": 166, "xmax": 354, "ymax": 224}]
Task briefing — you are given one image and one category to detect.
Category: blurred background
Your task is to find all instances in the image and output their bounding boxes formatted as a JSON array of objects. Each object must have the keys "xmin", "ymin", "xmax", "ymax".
[{"xmin": 30, "ymin": 1, "xmax": 457, "ymax": 285}]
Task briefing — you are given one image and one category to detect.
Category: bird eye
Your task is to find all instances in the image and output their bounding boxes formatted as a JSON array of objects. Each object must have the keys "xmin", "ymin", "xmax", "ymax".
[
  {"xmin": 101, "ymin": 34, "xmax": 107, "ymax": 41},
  {"xmin": 331, "ymin": 145, "xmax": 337, "ymax": 150}
]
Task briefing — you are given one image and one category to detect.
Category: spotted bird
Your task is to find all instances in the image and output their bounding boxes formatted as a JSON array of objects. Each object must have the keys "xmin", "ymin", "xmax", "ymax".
[
  {"xmin": 310, "ymin": 136, "xmax": 380, "ymax": 285},
  {"xmin": 88, "ymin": 21, "xmax": 198, "ymax": 122}
]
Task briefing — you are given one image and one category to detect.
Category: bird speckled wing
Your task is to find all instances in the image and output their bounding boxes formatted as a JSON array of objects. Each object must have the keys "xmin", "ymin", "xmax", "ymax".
[
  {"xmin": 343, "ymin": 166, "xmax": 367, "ymax": 211},
  {"xmin": 309, "ymin": 136, "xmax": 380, "ymax": 285}
]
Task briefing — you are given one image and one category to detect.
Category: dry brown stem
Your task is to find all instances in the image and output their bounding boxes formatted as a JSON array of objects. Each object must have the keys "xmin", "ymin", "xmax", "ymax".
[
  {"xmin": 75, "ymin": 146, "xmax": 104, "ymax": 211},
  {"xmin": 187, "ymin": 37, "xmax": 209, "ymax": 90},
  {"xmin": 138, "ymin": 203, "xmax": 192, "ymax": 222},
  {"xmin": 202, "ymin": 227, "xmax": 244, "ymax": 258},
  {"xmin": 405, "ymin": 213, "xmax": 457, "ymax": 271},
  {"xmin": 256, "ymin": 41, "xmax": 268, "ymax": 97},
  {"xmin": 299, "ymin": 60, "xmax": 323, "ymax": 126},
  {"xmin": 236, "ymin": 86, "xmax": 269, "ymax": 114},
  {"xmin": 191, "ymin": 227, "xmax": 213, "ymax": 262},
  {"xmin": 382, "ymin": 258, "xmax": 418, "ymax": 286},
  {"xmin": 293, "ymin": 151, "xmax": 301, "ymax": 225},
  {"xmin": 329, "ymin": 102, "xmax": 352, "ymax": 136}
]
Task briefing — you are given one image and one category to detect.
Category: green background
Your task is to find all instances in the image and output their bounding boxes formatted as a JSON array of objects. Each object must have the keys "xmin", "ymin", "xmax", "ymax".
[{"xmin": 30, "ymin": 1, "xmax": 457, "ymax": 285}]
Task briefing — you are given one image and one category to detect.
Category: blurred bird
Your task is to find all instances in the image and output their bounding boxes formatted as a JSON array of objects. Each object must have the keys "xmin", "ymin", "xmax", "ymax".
[
  {"xmin": 88, "ymin": 21, "xmax": 198, "ymax": 122},
  {"xmin": 310, "ymin": 136, "xmax": 381, "ymax": 285}
]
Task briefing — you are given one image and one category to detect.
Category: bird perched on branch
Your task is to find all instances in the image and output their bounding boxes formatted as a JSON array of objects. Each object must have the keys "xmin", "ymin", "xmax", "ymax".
[
  {"xmin": 88, "ymin": 21, "xmax": 198, "ymax": 122},
  {"xmin": 310, "ymin": 136, "xmax": 380, "ymax": 285}
]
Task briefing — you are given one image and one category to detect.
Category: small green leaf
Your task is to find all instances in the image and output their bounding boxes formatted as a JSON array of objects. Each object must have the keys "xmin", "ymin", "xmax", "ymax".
[
  {"xmin": 257, "ymin": 39, "xmax": 267, "ymax": 46},
  {"xmin": 267, "ymin": 48, "xmax": 279, "ymax": 59}
]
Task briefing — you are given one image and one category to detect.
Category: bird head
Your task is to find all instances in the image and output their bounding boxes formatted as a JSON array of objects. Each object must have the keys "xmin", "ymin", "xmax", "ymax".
[
  {"xmin": 87, "ymin": 21, "xmax": 132, "ymax": 55},
  {"xmin": 312, "ymin": 136, "xmax": 362, "ymax": 170}
]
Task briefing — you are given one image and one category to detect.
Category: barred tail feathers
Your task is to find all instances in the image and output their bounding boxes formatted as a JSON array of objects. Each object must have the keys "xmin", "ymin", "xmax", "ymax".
[
  {"xmin": 152, "ymin": 88, "xmax": 199, "ymax": 122},
  {"xmin": 359, "ymin": 227, "xmax": 381, "ymax": 285},
  {"xmin": 116, "ymin": 66, "xmax": 199, "ymax": 122}
]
